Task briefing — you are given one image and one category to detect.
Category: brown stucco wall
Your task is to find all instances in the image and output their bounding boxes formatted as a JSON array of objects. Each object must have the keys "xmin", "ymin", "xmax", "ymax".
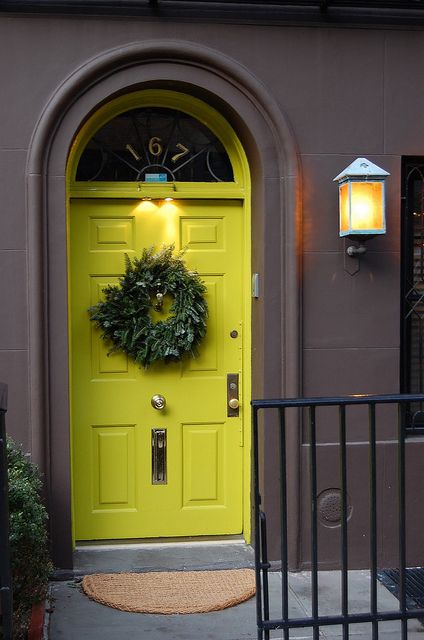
[{"xmin": 0, "ymin": 12, "xmax": 423, "ymax": 567}]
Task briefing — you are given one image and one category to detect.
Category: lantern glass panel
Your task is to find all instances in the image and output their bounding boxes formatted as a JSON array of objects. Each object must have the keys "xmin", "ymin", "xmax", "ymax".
[
  {"xmin": 350, "ymin": 181, "xmax": 384, "ymax": 233},
  {"xmin": 339, "ymin": 183, "xmax": 350, "ymax": 234}
]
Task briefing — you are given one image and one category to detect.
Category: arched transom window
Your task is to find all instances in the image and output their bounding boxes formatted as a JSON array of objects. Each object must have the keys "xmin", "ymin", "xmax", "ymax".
[{"xmin": 76, "ymin": 107, "xmax": 234, "ymax": 183}]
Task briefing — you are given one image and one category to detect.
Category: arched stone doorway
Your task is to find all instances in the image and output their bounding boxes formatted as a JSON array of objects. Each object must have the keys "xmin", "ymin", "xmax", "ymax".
[{"xmin": 26, "ymin": 41, "xmax": 300, "ymax": 567}]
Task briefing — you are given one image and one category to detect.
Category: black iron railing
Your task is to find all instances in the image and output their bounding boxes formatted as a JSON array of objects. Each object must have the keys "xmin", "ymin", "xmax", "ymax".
[
  {"xmin": 0, "ymin": 383, "xmax": 12, "ymax": 640},
  {"xmin": 253, "ymin": 393, "xmax": 424, "ymax": 640}
]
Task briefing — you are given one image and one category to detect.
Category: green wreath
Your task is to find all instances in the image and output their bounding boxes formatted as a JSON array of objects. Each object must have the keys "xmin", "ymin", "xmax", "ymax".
[{"xmin": 89, "ymin": 245, "xmax": 208, "ymax": 368}]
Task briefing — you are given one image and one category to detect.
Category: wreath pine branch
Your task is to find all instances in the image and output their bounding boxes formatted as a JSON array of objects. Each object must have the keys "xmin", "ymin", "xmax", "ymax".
[{"xmin": 89, "ymin": 244, "xmax": 208, "ymax": 367}]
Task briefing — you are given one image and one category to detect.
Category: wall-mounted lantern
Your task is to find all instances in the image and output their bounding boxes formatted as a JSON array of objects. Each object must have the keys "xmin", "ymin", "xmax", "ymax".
[{"xmin": 334, "ymin": 157, "xmax": 390, "ymax": 257}]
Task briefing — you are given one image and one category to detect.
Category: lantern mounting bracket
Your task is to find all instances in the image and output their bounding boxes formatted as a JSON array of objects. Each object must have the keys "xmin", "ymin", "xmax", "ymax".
[
  {"xmin": 346, "ymin": 242, "xmax": 367, "ymax": 257},
  {"xmin": 343, "ymin": 239, "xmax": 361, "ymax": 275},
  {"xmin": 345, "ymin": 233, "xmax": 373, "ymax": 259}
]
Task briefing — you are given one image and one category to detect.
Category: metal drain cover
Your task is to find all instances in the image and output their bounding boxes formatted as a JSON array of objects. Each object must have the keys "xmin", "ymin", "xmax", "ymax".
[{"xmin": 317, "ymin": 488, "xmax": 352, "ymax": 528}]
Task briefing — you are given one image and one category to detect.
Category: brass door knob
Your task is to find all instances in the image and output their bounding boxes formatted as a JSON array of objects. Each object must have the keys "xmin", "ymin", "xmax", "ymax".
[
  {"xmin": 151, "ymin": 394, "xmax": 166, "ymax": 410},
  {"xmin": 228, "ymin": 398, "xmax": 239, "ymax": 410}
]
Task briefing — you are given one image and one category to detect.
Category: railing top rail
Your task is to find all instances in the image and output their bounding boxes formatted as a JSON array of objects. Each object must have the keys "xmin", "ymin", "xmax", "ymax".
[{"xmin": 252, "ymin": 392, "xmax": 424, "ymax": 409}]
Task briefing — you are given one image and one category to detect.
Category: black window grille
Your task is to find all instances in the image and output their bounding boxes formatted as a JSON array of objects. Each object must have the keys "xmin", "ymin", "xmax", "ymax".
[{"xmin": 401, "ymin": 157, "xmax": 424, "ymax": 433}]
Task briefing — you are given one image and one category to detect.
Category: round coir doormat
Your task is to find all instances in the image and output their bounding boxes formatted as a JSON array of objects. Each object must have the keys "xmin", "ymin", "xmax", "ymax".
[{"xmin": 82, "ymin": 569, "xmax": 256, "ymax": 614}]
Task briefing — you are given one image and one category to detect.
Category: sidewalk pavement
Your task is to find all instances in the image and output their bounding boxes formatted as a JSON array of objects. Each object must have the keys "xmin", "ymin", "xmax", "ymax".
[{"xmin": 47, "ymin": 541, "xmax": 424, "ymax": 639}]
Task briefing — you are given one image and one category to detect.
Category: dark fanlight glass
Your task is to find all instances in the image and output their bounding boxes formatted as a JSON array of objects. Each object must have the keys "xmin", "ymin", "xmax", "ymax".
[{"xmin": 76, "ymin": 107, "xmax": 234, "ymax": 183}]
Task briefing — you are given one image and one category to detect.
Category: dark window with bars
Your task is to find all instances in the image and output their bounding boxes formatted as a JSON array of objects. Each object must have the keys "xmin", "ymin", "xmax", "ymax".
[{"xmin": 401, "ymin": 157, "xmax": 424, "ymax": 432}]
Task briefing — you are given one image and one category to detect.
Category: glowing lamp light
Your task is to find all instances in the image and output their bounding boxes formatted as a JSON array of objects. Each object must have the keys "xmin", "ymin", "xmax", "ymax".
[{"xmin": 334, "ymin": 158, "xmax": 390, "ymax": 257}]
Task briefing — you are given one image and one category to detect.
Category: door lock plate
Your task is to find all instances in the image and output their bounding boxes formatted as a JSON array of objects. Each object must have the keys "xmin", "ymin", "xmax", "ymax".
[{"xmin": 227, "ymin": 373, "xmax": 239, "ymax": 417}]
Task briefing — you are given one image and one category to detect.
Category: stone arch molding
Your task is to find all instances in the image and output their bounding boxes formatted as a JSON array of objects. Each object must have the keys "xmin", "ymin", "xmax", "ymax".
[
  {"xmin": 26, "ymin": 39, "xmax": 301, "ymax": 565},
  {"xmin": 27, "ymin": 40, "xmax": 298, "ymax": 177}
]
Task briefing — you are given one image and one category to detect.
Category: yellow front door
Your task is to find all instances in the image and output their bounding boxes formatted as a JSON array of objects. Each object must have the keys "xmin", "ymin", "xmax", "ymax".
[{"xmin": 70, "ymin": 197, "xmax": 245, "ymax": 540}]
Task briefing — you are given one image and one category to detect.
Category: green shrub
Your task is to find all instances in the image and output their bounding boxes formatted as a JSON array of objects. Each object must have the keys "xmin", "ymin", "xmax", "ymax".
[{"xmin": 2, "ymin": 437, "xmax": 53, "ymax": 639}]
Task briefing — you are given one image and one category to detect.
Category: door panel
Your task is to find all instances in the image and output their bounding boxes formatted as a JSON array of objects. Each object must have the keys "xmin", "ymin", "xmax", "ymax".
[
  {"xmin": 92, "ymin": 425, "xmax": 136, "ymax": 509},
  {"xmin": 70, "ymin": 198, "xmax": 244, "ymax": 540},
  {"xmin": 182, "ymin": 424, "xmax": 224, "ymax": 505}
]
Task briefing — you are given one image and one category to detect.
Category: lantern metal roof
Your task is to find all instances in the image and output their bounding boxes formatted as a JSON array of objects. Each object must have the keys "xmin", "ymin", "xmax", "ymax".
[{"xmin": 334, "ymin": 158, "xmax": 390, "ymax": 183}]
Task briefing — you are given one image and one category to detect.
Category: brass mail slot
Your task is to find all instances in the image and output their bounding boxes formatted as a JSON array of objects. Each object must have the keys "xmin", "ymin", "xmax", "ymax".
[{"xmin": 152, "ymin": 428, "xmax": 167, "ymax": 485}]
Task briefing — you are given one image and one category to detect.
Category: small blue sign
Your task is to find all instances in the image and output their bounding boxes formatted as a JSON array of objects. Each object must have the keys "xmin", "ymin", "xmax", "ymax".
[{"xmin": 145, "ymin": 173, "xmax": 168, "ymax": 183}]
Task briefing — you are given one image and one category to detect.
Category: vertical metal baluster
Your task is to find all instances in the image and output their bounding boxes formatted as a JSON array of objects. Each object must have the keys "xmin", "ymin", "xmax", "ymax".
[
  {"xmin": 309, "ymin": 405, "xmax": 319, "ymax": 640},
  {"xmin": 260, "ymin": 511, "xmax": 270, "ymax": 640},
  {"xmin": 253, "ymin": 406, "xmax": 264, "ymax": 640},
  {"xmin": 398, "ymin": 402, "xmax": 407, "ymax": 640},
  {"xmin": 369, "ymin": 403, "xmax": 378, "ymax": 640},
  {"xmin": 339, "ymin": 404, "xmax": 349, "ymax": 640},
  {"xmin": 279, "ymin": 407, "xmax": 289, "ymax": 640}
]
